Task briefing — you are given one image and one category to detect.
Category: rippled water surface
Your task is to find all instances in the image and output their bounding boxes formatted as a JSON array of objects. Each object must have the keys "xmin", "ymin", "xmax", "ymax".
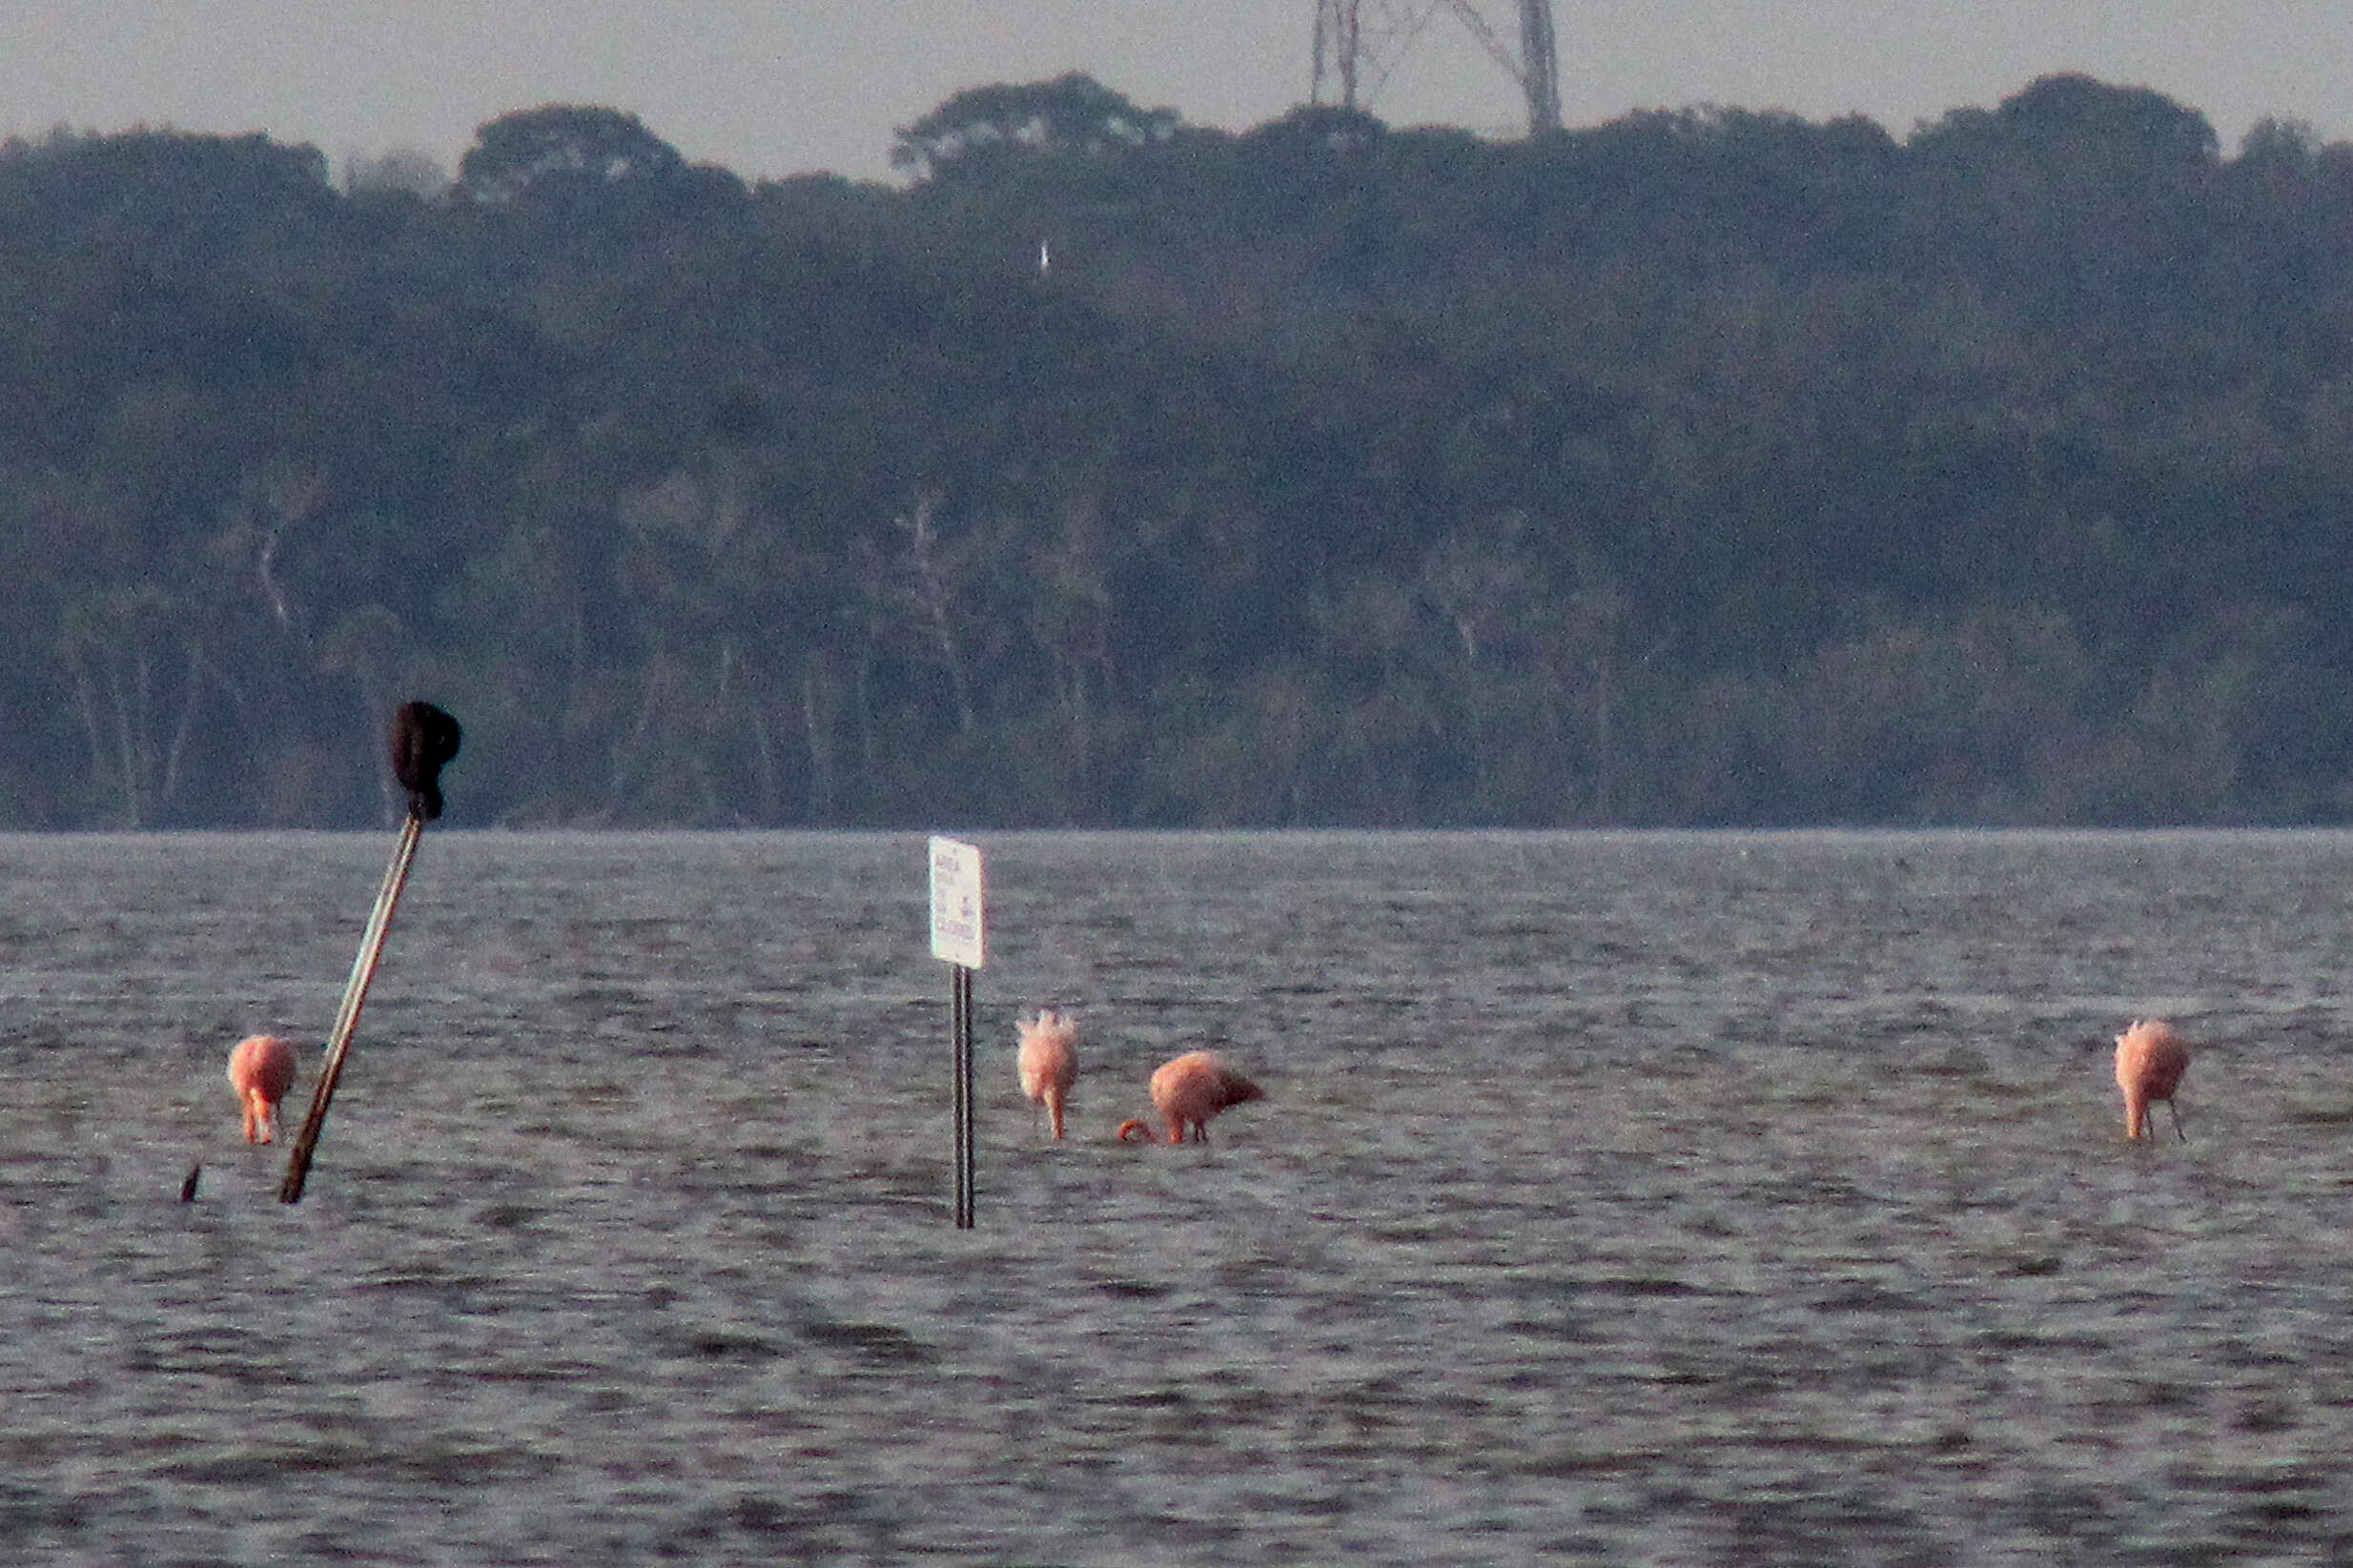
[{"xmin": 8, "ymin": 829, "xmax": 2353, "ymax": 1563}]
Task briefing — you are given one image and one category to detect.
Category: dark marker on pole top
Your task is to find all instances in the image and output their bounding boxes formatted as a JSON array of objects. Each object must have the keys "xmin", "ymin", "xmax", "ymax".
[{"xmin": 391, "ymin": 701, "xmax": 462, "ymax": 822}]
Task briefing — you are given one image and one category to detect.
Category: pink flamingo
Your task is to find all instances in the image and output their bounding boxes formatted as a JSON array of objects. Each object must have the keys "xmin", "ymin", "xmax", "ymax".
[
  {"xmin": 1118, "ymin": 1049, "xmax": 1263, "ymax": 1144},
  {"xmin": 1016, "ymin": 1009, "xmax": 1080, "ymax": 1138},
  {"xmin": 227, "ymin": 1033, "xmax": 301, "ymax": 1145},
  {"xmin": 2115, "ymin": 1018, "xmax": 2190, "ymax": 1142}
]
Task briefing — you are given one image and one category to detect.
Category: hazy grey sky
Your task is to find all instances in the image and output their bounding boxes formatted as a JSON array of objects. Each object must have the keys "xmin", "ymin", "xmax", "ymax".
[{"xmin": 4, "ymin": 2, "xmax": 2346, "ymax": 183}]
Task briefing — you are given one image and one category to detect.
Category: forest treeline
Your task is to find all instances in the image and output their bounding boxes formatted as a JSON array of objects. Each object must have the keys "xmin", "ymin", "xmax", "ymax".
[{"xmin": 7, "ymin": 72, "xmax": 2353, "ymax": 828}]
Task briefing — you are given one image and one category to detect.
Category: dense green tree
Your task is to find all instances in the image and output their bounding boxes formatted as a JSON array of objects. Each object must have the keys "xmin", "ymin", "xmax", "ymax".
[
  {"xmin": 890, "ymin": 73, "xmax": 1179, "ymax": 181},
  {"xmin": 6, "ymin": 74, "xmax": 2353, "ymax": 827},
  {"xmin": 459, "ymin": 105, "xmax": 689, "ymax": 202}
]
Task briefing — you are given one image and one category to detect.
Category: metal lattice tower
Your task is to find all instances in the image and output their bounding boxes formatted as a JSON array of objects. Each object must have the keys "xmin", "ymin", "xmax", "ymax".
[
  {"xmin": 1516, "ymin": 0, "xmax": 1561, "ymax": 133},
  {"xmin": 1311, "ymin": 1, "xmax": 1562, "ymax": 137}
]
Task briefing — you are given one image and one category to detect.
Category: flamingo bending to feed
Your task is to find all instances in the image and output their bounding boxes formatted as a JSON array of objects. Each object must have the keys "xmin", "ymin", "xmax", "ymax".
[
  {"xmin": 2115, "ymin": 1018, "xmax": 2190, "ymax": 1142},
  {"xmin": 227, "ymin": 1033, "xmax": 301, "ymax": 1145},
  {"xmin": 1118, "ymin": 1049, "xmax": 1263, "ymax": 1144},
  {"xmin": 1016, "ymin": 1009, "xmax": 1080, "ymax": 1138}
]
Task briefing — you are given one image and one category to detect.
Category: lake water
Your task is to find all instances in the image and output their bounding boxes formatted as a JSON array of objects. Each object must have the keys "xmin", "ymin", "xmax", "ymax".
[{"xmin": 6, "ymin": 828, "xmax": 2353, "ymax": 1564}]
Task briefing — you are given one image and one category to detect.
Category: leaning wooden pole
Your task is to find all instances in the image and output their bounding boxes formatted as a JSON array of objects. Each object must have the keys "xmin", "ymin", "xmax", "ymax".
[
  {"xmin": 277, "ymin": 812, "xmax": 422, "ymax": 1203},
  {"xmin": 278, "ymin": 700, "xmax": 462, "ymax": 1205}
]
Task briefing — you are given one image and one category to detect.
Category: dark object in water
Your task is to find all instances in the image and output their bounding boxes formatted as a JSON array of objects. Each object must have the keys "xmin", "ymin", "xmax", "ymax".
[
  {"xmin": 179, "ymin": 1164, "xmax": 200, "ymax": 1202},
  {"xmin": 390, "ymin": 702, "xmax": 463, "ymax": 822}
]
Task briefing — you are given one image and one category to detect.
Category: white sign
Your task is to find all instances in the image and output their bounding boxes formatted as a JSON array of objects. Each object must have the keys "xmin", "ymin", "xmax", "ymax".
[{"xmin": 928, "ymin": 836, "xmax": 987, "ymax": 968}]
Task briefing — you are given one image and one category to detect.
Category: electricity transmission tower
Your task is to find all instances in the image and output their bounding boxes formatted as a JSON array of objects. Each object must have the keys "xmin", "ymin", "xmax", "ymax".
[{"xmin": 1310, "ymin": 0, "xmax": 1562, "ymax": 137}]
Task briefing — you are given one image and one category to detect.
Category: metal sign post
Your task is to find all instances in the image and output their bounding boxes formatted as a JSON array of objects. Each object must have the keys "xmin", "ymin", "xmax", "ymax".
[{"xmin": 928, "ymin": 837, "xmax": 986, "ymax": 1229}]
